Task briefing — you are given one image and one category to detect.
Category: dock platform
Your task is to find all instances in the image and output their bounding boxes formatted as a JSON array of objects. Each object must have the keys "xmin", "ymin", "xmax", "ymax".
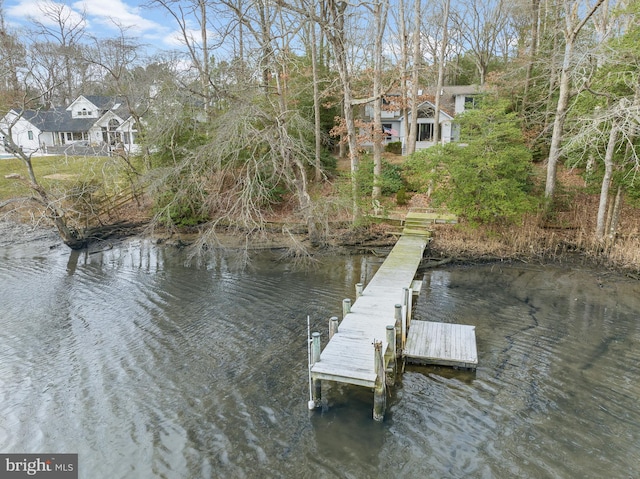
[{"xmin": 405, "ymin": 321, "xmax": 477, "ymax": 369}]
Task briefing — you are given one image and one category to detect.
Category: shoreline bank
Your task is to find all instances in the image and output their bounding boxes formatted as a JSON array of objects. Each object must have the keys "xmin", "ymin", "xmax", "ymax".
[{"xmin": 3, "ymin": 215, "xmax": 639, "ymax": 279}]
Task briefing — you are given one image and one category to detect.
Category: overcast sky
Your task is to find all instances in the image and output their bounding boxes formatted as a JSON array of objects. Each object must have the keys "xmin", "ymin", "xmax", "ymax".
[{"xmin": 4, "ymin": 0, "xmax": 189, "ymax": 51}]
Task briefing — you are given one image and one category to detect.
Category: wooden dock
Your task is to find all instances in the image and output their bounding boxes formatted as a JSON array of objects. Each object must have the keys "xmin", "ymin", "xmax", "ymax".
[{"xmin": 309, "ymin": 212, "xmax": 478, "ymax": 420}]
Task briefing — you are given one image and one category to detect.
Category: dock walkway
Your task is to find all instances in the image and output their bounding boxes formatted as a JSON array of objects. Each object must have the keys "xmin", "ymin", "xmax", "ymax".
[{"xmin": 309, "ymin": 212, "xmax": 478, "ymax": 420}]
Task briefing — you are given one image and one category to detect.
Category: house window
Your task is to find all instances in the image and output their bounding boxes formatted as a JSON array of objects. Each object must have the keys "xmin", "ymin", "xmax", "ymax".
[
  {"xmin": 66, "ymin": 132, "xmax": 73, "ymax": 141},
  {"xmin": 418, "ymin": 123, "xmax": 434, "ymax": 141},
  {"xmin": 27, "ymin": 131, "xmax": 34, "ymax": 140},
  {"xmin": 464, "ymin": 96, "xmax": 477, "ymax": 109}
]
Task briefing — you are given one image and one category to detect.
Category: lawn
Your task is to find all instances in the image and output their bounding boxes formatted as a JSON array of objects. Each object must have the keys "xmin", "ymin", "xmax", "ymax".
[{"xmin": 0, "ymin": 154, "xmax": 125, "ymax": 201}]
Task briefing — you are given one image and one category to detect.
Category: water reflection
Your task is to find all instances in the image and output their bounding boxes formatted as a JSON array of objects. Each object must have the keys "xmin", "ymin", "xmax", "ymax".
[{"xmin": 1, "ymin": 240, "xmax": 639, "ymax": 478}]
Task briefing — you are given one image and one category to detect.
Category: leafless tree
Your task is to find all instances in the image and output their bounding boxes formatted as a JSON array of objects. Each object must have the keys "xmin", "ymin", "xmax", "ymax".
[
  {"xmin": 544, "ymin": 0, "xmax": 606, "ymax": 200},
  {"xmin": 0, "ymin": 92, "xmax": 86, "ymax": 248},
  {"xmin": 0, "ymin": 2, "xmax": 24, "ymax": 95},
  {"xmin": 405, "ymin": 0, "xmax": 421, "ymax": 156},
  {"xmin": 28, "ymin": 0, "xmax": 88, "ymax": 106},
  {"xmin": 371, "ymin": 0, "xmax": 389, "ymax": 201},
  {"xmin": 451, "ymin": 0, "xmax": 510, "ymax": 85},
  {"xmin": 433, "ymin": 0, "xmax": 450, "ymax": 144}
]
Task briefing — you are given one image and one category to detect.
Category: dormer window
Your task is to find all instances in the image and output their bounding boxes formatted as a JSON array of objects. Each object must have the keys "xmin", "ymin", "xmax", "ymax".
[{"xmin": 78, "ymin": 108, "xmax": 92, "ymax": 116}]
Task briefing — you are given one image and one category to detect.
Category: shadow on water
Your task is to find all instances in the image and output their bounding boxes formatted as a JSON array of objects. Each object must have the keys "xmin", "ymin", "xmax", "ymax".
[{"xmin": 308, "ymin": 383, "xmax": 386, "ymax": 476}]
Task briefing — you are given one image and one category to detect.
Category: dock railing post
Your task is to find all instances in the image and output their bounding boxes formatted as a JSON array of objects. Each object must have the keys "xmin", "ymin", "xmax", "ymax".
[
  {"xmin": 355, "ymin": 283, "xmax": 363, "ymax": 298},
  {"xmin": 342, "ymin": 298, "xmax": 351, "ymax": 319},
  {"xmin": 394, "ymin": 304, "xmax": 402, "ymax": 357},
  {"xmin": 329, "ymin": 316, "xmax": 339, "ymax": 339},
  {"xmin": 311, "ymin": 332, "xmax": 322, "ymax": 407}
]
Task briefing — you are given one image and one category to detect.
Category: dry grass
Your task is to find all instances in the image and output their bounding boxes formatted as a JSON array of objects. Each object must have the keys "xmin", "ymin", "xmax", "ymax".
[{"xmin": 422, "ymin": 165, "xmax": 640, "ymax": 274}]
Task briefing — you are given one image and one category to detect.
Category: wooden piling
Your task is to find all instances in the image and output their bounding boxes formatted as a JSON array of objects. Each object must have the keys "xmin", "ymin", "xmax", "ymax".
[
  {"xmin": 386, "ymin": 325, "xmax": 397, "ymax": 387},
  {"xmin": 355, "ymin": 283, "xmax": 363, "ymax": 298},
  {"xmin": 329, "ymin": 316, "xmax": 339, "ymax": 339},
  {"xmin": 373, "ymin": 340, "xmax": 386, "ymax": 421},
  {"xmin": 311, "ymin": 332, "xmax": 322, "ymax": 406},
  {"xmin": 402, "ymin": 288, "xmax": 409, "ymax": 350},
  {"xmin": 394, "ymin": 304, "xmax": 402, "ymax": 357},
  {"xmin": 342, "ymin": 298, "xmax": 351, "ymax": 319}
]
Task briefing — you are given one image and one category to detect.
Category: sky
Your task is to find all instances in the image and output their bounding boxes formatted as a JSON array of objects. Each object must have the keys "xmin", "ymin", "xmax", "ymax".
[{"xmin": 4, "ymin": 0, "xmax": 188, "ymax": 52}]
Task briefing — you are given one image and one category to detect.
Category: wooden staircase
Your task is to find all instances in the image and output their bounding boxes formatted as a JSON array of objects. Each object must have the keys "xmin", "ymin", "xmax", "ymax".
[{"xmin": 394, "ymin": 211, "xmax": 458, "ymax": 237}]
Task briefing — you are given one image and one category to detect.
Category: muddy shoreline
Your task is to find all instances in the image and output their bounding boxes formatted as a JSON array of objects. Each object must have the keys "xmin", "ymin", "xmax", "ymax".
[{"xmin": 3, "ymin": 217, "xmax": 636, "ymax": 280}]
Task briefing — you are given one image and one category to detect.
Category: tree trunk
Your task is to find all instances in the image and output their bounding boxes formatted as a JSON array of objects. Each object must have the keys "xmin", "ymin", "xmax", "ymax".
[
  {"xmin": 433, "ymin": 0, "xmax": 450, "ymax": 144},
  {"xmin": 608, "ymin": 185, "xmax": 623, "ymax": 239},
  {"xmin": 309, "ymin": 23, "xmax": 323, "ymax": 183},
  {"xmin": 522, "ymin": 0, "xmax": 540, "ymax": 111},
  {"xmin": 372, "ymin": 0, "xmax": 388, "ymax": 201},
  {"xmin": 545, "ymin": 38, "xmax": 573, "ymax": 199},
  {"xmin": 545, "ymin": 0, "xmax": 606, "ymax": 200},
  {"xmin": 406, "ymin": 0, "xmax": 421, "ymax": 156},
  {"xmin": 595, "ymin": 123, "xmax": 618, "ymax": 239},
  {"xmin": 200, "ymin": 0, "xmax": 210, "ymax": 114},
  {"xmin": 398, "ymin": 0, "xmax": 409, "ymax": 154}
]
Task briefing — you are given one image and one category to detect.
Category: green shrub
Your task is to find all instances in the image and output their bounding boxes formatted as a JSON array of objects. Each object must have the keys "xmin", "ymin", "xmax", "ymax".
[
  {"xmin": 385, "ymin": 141, "xmax": 402, "ymax": 155},
  {"xmin": 153, "ymin": 190, "xmax": 209, "ymax": 227},
  {"xmin": 357, "ymin": 156, "xmax": 404, "ymax": 196},
  {"xmin": 403, "ymin": 100, "xmax": 539, "ymax": 225},
  {"xmin": 396, "ymin": 187, "xmax": 408, "ymax": 206}
]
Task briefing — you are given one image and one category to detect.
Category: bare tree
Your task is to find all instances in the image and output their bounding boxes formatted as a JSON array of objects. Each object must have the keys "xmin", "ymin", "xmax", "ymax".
[
  {"xmin": 452, "ymin": 0, "xmax": 510, "ymax": 85},
  {"xmin": 28, "ymin": 0, "xmax": 87, "ymax": 106},
  {"xmin": 0, "ymin": 1, "xmax": 24, "ymax": 95},
  {"xmin": 405, "ymin": 0, "xmax": 421, "ymax": 156},
  {"xmin": 306, "ymin": 21, "xmax": 324, "ymax": 182},
  {"xmin": 372, "ymin": 0, "xmax": 389, "ymax": 201},
  {"xmin": 544, "ymin": 0, "xmax": 606, "ymax": 200},
  {"xmin": 521, "ymin": 0, "xmax": 541, "ymax": 112},
  {"xmin": 433, "ymin": 0, "xmax": 450, "ymax": 144},
  {"xmin": 0, "ymin": 93, "xmax": 86, "ymax": 248}
]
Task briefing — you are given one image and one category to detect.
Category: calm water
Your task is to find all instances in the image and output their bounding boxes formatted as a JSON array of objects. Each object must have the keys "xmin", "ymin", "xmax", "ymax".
[{"xmin": 1, "ymin": 235, "xmax": 639, "ymax": 478}]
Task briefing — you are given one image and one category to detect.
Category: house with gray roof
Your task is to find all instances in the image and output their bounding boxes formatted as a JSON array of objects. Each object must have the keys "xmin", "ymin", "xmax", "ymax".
[
  {"xmin": 1, "ymin": 95, "xmax": 139, "ymax": 155},
  {"xmin": 360, "ymin": 84, "xmax": 486, "ymax": 153}
]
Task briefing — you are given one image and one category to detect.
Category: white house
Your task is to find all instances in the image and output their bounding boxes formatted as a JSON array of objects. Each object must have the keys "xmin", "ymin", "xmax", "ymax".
[
  {"xmin": 1, "ymin": 95, "xmax": 139, "ymax": 155},
  {"xmin": 361, "ymin": 85, "xmax": 485, "ymax": 154}
]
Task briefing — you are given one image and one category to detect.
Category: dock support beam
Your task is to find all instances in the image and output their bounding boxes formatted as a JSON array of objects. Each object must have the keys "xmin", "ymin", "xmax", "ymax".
[
  {"xmin": 373, "ymin": 340, "xmax": 386, "ymax": 421},
  {"xmin": 311, "ymin": 332, "xmax": 322, "ymax": 407}
]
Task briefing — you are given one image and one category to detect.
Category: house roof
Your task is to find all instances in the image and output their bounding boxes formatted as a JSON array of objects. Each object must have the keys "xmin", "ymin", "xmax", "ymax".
[
  {"xmin": 399, "ymin": 100, "xmax": 454, "ymax": 122},
  {"xmin": 72, "ymin": 95, "xmax": 127, "ymax": 111},
  {"xmin": 16, "ymin": 95, "xmax": 133, "ymax": 133},
  {"xmin": 440, "ymin": 85, "xmax": 484, "ymax": 96},
  {"xmin": 21, "ymin": 108, "xmax": 95, "ymax": 133}
]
